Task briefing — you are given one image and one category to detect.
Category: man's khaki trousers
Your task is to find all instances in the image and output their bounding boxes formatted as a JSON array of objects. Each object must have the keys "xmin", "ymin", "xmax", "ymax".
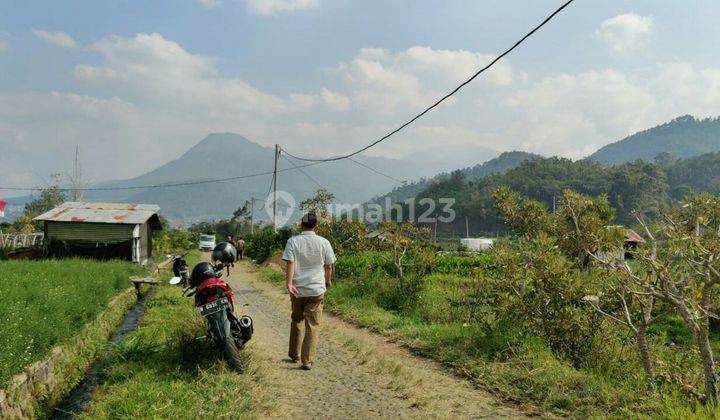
[{"xmin": 289, "ymin": 294, "xmax": 324, "ymax": 366}]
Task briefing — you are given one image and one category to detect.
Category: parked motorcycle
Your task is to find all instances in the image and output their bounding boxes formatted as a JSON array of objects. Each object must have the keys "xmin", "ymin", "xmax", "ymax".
[
  {"xmin": 183, "ymin": 242, "xmax": 253, "ymax": 372},
  {"xmin": 171, "ymin": 254, "xmax": 189, "ymax": 286}
]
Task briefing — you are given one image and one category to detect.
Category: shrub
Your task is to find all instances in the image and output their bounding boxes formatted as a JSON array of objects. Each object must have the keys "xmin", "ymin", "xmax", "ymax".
[
  {"xmin": 245, "ymin": 226, "xmax": 292, "ymax": 262},
  {"xmin": 492, "ymin": 236, "xmax": 605, "ymax": 367}
]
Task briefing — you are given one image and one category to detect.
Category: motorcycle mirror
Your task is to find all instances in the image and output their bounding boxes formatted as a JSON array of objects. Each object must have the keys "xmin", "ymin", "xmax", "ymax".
[{"xmin": 169, "ymin": 277, "xmax": 182, "ymax": 285}]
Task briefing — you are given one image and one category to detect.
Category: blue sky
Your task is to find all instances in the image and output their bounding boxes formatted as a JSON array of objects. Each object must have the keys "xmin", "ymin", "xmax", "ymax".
[{"xmin": 2, "ymin": 0, "xmax": 720, "ymax": 192}]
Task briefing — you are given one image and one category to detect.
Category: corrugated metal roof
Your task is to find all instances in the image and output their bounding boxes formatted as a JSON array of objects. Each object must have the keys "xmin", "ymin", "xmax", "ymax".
[{"xmin": 33, "ymin": 202, "xmax": 160, "ymax": 225}]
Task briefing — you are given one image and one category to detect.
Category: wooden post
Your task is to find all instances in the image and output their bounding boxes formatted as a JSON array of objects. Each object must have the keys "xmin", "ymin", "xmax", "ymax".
[
  {"xmin": 433, "ymin": 217, "xmax": 438, "ymax": 244},
  {"xmin": 465, "ymin": 216, "xmax": 469, "ymax": 238}
]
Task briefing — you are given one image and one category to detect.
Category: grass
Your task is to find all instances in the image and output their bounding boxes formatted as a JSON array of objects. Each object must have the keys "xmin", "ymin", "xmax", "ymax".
[
  {"xmin": 0, "ymin": 258, "xmax": 144, "ymax": 385},
  {"xmin": 81, "ymin": 250, "xmax": 270, "ymax": 418},
  {"xmin": 257, "ymin": 264, "xmax": 720, "ymax": 418}
]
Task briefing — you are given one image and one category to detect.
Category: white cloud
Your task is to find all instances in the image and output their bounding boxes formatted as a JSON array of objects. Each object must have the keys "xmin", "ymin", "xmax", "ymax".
[
  {"xmin": 289, "ymin": 93, "xmax": 316, "ymax": 108},
  {"xmin": 505, "ymin": 63, "xmax": 720, "ymax": 158},
  {"xmin": 32, "ymin": 29, "xmax": 77, "ymax": 48},
  {"xmin": 198, "ymin": 0, "xmax": 219, "ymax": 7},
  {"xmin": 7, "ymin": 31, "xmax": 720, "ymax": 190},
  {"xmin": 332, "ymin": 45, "xmax": 513, "ymax": 115},
  {"xmin": 244, "ymin": 0, "xmax": 318, "ymax": 15},
  {"xmin": 595, "ymin": 13, "xmax": 654, "ymax": 53},
  {"xmin": 320, "ymin": 88, "xmax": 350, "ymax": 110},
  {"xmin": 74, "ymin": 33, "xmax": 285, "ymax": 116}
]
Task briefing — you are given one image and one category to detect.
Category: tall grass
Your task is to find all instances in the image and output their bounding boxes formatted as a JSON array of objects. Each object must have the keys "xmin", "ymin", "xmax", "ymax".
[
  {"xmin": 81, "ymin": 283, "xmax": 266, "ymax": 417},
  {"xmin": 0, "ymin": 258, "xmax": 144, "ymax": 385}
]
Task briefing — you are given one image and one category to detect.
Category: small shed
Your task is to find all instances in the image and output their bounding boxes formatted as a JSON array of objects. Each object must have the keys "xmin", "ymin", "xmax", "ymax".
[{"xmin": 33, "ymin": 202, "xmax": 162, "ymax": 263}]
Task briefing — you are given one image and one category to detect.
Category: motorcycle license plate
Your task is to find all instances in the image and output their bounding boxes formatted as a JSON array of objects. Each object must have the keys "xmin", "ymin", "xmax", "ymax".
[{"xmin": 199, "ymin": 297, "xmax": 229, "ymax": 316}]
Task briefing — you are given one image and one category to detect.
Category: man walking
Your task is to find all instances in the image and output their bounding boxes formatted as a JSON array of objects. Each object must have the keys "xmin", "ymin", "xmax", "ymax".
[
  {"xmin": 282, "ymin": 212, "xmax": 335, "ymax": 370},
  {"xmin": 236, "ymin": 236, "xmax": 245, "ymax": 260}
]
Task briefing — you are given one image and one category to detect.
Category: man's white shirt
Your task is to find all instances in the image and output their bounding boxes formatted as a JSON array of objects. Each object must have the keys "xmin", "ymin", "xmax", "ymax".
[{"xmin": 282, "ymin": 231, "xmax": 336, "ymax": 297}]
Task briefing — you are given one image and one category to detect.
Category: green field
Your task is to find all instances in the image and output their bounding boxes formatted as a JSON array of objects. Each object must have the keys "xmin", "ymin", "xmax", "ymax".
[
  {"xmin": 82, "ymin": 250, "xmax": 268, "ymax": 418},
  {"xmin": 0, "ymin": 258, "xmax": 144, "ymax": 385},
  {"xmin": 258, "ymin": 255, "xmax": 720, "ymax": 418}
]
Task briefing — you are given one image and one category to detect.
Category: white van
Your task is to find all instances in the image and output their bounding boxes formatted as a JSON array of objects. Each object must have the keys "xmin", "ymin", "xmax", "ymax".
[{"xmin": 198, "ymin": 234, "xmax": 216, "ymax": 251}]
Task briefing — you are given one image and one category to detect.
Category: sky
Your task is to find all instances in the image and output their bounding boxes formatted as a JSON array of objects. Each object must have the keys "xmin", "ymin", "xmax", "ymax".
[{"xmin": 2, "ymin": 0, "xmax": 720, "ymax": 194}]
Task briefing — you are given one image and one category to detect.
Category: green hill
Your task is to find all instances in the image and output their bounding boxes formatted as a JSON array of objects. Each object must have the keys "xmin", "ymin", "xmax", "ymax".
[
  {"xmin": 366, "ymin": 151, "xmax": 540, "ymax": 206},
  {"xmin": 588, "ymin": 115, "xmax": 720, "ymax": 164},
  {"xmin": 410, "ymin": 152, "xmax": 720, "ymax": 236}
]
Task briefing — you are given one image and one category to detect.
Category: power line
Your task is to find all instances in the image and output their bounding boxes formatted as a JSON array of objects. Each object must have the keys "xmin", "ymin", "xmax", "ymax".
[
  {"xmin": 280, "ymin": 152, "xmax": 324, "ymax": 189},
  {"xmin": 0, "ymin": 162, "xmax": 323, "ymax": 192},
  {"xmin": 346, "ymin": 156, "xmax": 405, "ymax": 184},
  {"xmin": 281, "ymin": 0, "xmax": 575, "ymax": 163}
]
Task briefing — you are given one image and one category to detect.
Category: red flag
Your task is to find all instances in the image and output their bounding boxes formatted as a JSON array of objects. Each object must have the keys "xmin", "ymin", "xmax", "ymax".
[{"xmin": 0, "ymin": 199, "xmax": 6, "ymax": 218}]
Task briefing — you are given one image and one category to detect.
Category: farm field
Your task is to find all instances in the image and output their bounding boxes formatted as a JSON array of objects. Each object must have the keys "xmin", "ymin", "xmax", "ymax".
[
  {"xmin": 0, "ymin": 258, "xmax": 144, "ymax": 384},
  {"xmin": 258, "ymin": 252, "xmax": 720, "ymax": 418}
]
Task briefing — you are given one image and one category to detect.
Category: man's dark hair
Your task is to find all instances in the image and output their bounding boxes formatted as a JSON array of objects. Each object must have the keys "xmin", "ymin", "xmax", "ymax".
[{"xmin": 301, "ymin": 212, "xmax": 318, "ymax": 229}]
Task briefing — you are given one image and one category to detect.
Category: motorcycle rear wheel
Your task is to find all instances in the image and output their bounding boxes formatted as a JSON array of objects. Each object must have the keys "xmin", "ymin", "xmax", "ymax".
[{"xmin": 222, "ymin": 337, "xmax": 245, "ymax": 373}]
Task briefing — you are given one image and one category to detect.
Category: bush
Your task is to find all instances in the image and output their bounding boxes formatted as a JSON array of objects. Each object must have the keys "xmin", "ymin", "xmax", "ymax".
[
  {"xmin": 153, "ymin": 229, "xmax": 200, "ymax": 255},
  {"xmin": 245, "ymin": 226, "xmax": 292, "ymax": 262},
  {"xmin": 491, "ymin": 236, "xmax": 605, "ymax": 367}
]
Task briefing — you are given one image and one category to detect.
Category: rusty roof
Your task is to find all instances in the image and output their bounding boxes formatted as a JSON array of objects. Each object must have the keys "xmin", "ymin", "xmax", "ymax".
[
  {"xmin": 625, "ymin": 229, "xmax": 645, "ymax": 243},
  {"xmin": 33, "ymin": 202, "xmax": 161, "ymax": 226}
]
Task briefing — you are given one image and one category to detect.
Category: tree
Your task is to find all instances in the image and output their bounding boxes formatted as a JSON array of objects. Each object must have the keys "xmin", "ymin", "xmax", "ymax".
[
  {"xmin": 232, "ymin": 200, "xmax": 252, "ymax": 223},
  {"xmin": 588, "ymin": 194, "xmax": 720, "ymax": 404},
  {"xmin": 14, "ymin": 174, "xmax": 66, "ymax": 232},
  {"xmin": 299, "ymin": 189, "xmax": 335, "ymax": 219},
  {"xmin": 377, "ymin": 221, "xmax": 430, "ymax": 280},
  {"xmin": 493, "ymin": 187, "xmax": 620, "ymax": 268}
]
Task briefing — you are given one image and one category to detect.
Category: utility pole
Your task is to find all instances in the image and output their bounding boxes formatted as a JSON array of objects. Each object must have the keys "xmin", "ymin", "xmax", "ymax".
[
  {"xmin": 273, "ymin": 144, "xmax": 280, "ymax": 232},
  {"xmin": 71, "ymin": 145, "xmax": 85, "ymax": 201},
  {"xmin": 465, "ymin": 216, "xmax": 469, "ymax": 238},
  {"xmin": 250, "ymin": 197, "xmax": 255, "ymax": 235}
]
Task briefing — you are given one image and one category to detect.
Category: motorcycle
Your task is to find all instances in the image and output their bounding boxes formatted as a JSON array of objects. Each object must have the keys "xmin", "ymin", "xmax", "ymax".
[
  {"xmin": 182, "ymin": 243, "xmax": 253, "ymax": 372},
  {"xmin": 171, "ymin": 254, "xmax": 190, "ymax": 286}
]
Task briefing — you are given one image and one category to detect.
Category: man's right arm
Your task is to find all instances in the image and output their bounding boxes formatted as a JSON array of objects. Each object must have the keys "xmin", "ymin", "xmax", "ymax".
[
  {"xmin": 286, "ymin": 260, "xmax": 297, "ymax": 297},
  {"xmin": 282, "ymin": 238, "xmax": 297, "ymax": 297}
]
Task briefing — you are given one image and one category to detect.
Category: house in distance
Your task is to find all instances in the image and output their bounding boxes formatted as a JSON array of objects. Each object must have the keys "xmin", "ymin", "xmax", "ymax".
[{"xmin": 33, "ymin": 202, "xmax": 162, "ymax": 264}]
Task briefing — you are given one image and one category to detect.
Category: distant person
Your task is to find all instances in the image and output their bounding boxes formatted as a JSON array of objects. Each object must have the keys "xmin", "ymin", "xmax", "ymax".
[
  {"xmin": 226, "ymin": 234, "xmax": 236, "ymax": 275},
  {"xmin": 236, "ymin": 236, "xmax": 245, "ymax": 260},
  {"xmin": 282, "ymin": 212, "xmax": 336, "ymax": 370}
]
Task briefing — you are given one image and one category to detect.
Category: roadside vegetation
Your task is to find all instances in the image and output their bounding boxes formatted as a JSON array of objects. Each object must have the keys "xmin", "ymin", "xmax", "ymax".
[
  {"xmin": 250, "ymin": 188, "xmax": 720, "ymax": 417},
  {"xmin": 0, "ymin": 258, "xmax": 144, "ymax": 385},
  {"xmin": 81, "ymin": 250, "xmax": 271, "ymax": 418}
]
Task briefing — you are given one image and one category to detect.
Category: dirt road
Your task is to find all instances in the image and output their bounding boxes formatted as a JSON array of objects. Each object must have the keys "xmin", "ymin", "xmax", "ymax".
[{"xmin": 225, "ymin": 261, "xmax": 528, "ymax": 419}]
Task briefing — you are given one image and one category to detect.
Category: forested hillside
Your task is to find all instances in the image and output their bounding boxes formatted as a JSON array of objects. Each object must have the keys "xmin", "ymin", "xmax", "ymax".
[
  {"xmin": 366, "ymin": 151, "xmax": 540, "ymax": 206},
  {"xmin": 410, "ymin": 152, "xmax": 720, "ymax": 235},
  {"xmin": 588, "ymin": 115, "xmax": 720, "ymax": 164}
]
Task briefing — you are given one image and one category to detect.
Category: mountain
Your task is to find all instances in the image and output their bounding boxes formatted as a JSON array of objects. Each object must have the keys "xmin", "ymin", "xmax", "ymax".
[
  {"xmin": 407, "ymin": 152, "xmax": 720, "ymax": 236},
  {"xmin": 588, "ymin": 115, "xmax": 720, "ymax": 165},
  {"xmin": 61, "ymin": 133, "xmax": 496, "ymax": 223},
  {"xmin": 366, "ymin": 151, "xmax": 540, "ymax": 206}
]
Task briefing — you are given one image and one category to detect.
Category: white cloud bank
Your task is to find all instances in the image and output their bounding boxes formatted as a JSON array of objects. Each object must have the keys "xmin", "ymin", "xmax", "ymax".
[
  {"xmin": 4, "ymin": 31, "xmax": 720, "ymax": 187},
  {"xmin": 244, "ymin": 0, "xmax": 319, "ymax": 15},
  {"xmin": 595, "ymin": 13, "xmax": 654, "ymax": 52},
  {"xmin": 32, "ymin": 29, "xmax": 77, "ymax": 48}
]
